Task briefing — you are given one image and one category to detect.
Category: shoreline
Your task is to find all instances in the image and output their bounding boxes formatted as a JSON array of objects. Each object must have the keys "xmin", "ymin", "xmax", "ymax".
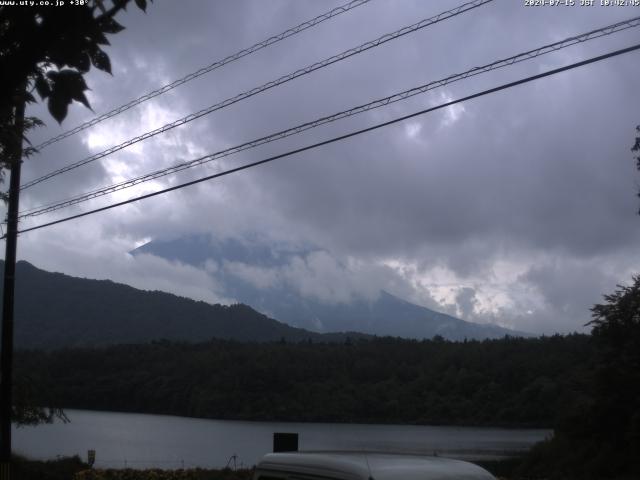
[{"xmin": 35, "ymin": 406, "xmax": 555, "ymax": 431}]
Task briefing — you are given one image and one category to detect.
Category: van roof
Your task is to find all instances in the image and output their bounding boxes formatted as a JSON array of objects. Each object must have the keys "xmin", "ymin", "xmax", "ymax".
[{"xmin": 255, "ymin": 452, "xmax": 495, "ymax": 480}]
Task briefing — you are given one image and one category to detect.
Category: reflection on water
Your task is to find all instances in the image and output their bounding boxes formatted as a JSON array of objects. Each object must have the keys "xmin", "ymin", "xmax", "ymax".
[{"xmin": 13, "ymin": 409, "xmax": 551, "ymax": 469}]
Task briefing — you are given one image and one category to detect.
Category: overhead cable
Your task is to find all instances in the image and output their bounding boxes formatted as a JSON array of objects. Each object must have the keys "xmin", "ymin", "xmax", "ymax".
[
  {"xmin": 18, "ymin": 15, "xmax": 640, "ymax": 219},
  {"xmin": 9, "ymin": 42, "xmax": 640, "ymax": 238},
  {"xmin": 21, "ymin": 0, "xmax": 494, "ymax": 190},
  {"xmin": 32, "ymin": 0, "xmax": 373, "ymax": 151}
]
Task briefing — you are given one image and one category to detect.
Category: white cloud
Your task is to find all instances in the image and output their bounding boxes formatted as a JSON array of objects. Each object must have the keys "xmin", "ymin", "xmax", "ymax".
[
  {"xmin": 436, "ymin": 90, "xmax": 466, "ymax": 128},
  {"xmin": 404, "ymin": 121, "xmax": 422, "ymax": 139},
  {"xmin": 4, "ymin": 0, "xmax": 639, "ymax": 336},
  {"xmin": 224, "ymin": 261, "xmax": 280, "ymax": 290}
]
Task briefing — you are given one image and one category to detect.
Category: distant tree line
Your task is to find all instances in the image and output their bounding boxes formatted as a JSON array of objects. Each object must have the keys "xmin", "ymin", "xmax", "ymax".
[{"xmin": 16, "ymin": 334, "xmax": 593, "ymax": 428}]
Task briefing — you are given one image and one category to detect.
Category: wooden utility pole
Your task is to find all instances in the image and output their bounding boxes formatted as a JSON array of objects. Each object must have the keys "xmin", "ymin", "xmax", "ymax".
[{"xmin": 0, "ymin": 88, "xmax": 26, "ymax": 480}]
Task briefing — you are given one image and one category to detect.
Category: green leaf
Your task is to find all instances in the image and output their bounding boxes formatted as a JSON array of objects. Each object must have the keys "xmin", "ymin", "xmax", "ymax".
[
  {"xmin": 72, "ymin": 90, "xmax": 92, "ymax": 110},
  {"xmin": 34, "ymin": 74, "xmax": 50, "ymax": 99},
  {"xmin": 48, "ymin": 94, "xmax": 68, "ymax": 124},
  {"xmin": 54, "ymin": 69, "xmax": 89, "ymax": 91},
  {"xmin": 46, "ymin": 69, "xmax": 92, "ymax": 120},
  {"xmin": 24, "ymin": 116, "xmax": 45, "ymax": 129},
  {"xmin": 99, "ymin": 17, "xmax": 125, "ymax": 34},
  {"xmin": 90, "ymin": 48, "xmax": 111, "ymax": 74},
  {"xmin": 74, "ymin": 52, "xmax": 91, "ymax": 73},
  {"xmin": 93, "ymin": 30, "xmax": 111, "ymax": 46}
]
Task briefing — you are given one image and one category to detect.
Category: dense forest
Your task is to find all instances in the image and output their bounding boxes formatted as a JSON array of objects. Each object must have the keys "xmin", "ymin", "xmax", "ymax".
[{"xmin": 17, "ymin": 334, "xmax": 592, "ymax": 428}]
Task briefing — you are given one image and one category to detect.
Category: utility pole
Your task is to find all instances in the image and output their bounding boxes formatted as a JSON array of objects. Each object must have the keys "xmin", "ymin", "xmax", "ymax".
[{"xmin": 0, "ymin": 87, "xmax": 26, "ymax": 480}]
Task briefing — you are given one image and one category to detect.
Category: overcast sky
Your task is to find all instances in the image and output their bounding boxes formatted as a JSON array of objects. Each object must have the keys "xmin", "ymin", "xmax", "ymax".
[{"xmin": 6, "ymin": 0, "xmax": 640, "ymax": 334}]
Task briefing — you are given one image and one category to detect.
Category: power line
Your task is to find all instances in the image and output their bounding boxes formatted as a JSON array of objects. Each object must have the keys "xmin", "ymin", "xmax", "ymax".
[
  {"xmin": 21, "ymin": 0, "xmax": 494, "ymax": 190},
  {"xmin": 9, "ymin": 42, "xmax": 640, "ymax": 239},
  {"xmin": 18, "ymin": 15, "xmax": 640, "ymax": 219},
  {"xmin": 32, "ymin": 0, "xmax": 373, "ymax": 151}
]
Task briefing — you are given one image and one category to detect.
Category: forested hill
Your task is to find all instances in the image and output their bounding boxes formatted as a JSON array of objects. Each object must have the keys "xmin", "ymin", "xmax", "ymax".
[
  {"xmin": 1, "ymin": 260, "xmax": 366, "ymax": 349},
  {"xmin": 17, "ymin": 334, "xmax": 593, "ymax": 428}
]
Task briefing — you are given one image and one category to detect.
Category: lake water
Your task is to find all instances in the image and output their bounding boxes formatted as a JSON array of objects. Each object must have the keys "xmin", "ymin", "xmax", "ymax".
[{"xmin": 13, "ymin": 409, "xmax": 551, "ymax": 469}]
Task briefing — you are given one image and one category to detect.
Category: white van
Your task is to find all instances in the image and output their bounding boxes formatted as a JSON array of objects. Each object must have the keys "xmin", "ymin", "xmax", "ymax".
[{"xmin": 254, "ymin": 452, "xmax": 496, "ymax": 480}]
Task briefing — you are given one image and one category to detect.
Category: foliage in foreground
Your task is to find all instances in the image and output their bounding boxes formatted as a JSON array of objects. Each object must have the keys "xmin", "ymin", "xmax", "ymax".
[
  {"xmin": 74, "ymin": 468, "xmax": 253, "ymax": 480},
  {"xmin": 1, "ymin": 0, "xmax": 150, "ymax": 426},
  {"xmin": 10, "ymin": 456, "xmax": 252, "ymax": 480},
  {"xmin": 12, "ymin": 455, "xmax": 88, "ymax": 480},
  {"xmin": 517, "ymin": 277, "xmax": 640, "ymax": 479}
]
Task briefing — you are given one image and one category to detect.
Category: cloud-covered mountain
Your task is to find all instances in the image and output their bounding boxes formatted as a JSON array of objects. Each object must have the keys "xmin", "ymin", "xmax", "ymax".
[
  {"xmin": 14, "ymin": 3, "xmax": 637, "ymax": 336},
  {"xmin": 133, "ymin": 234, "xmax": 529, "ymax": 340}
]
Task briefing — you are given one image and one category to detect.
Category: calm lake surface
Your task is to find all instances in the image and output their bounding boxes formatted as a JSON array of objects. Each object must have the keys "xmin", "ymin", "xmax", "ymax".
[{"xmin": 13, "ymin": 409, "xmax": 551, "ymax": 469}]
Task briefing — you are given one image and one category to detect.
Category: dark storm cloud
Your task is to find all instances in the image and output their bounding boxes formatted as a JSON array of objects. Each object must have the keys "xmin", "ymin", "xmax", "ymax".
[{"xmin": 8, "ymin": 0, "xmax": 640, "ymax": 334}]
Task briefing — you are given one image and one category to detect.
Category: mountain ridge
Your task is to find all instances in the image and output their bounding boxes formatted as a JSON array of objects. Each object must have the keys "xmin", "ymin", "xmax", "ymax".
[{"xmin": 1, "ymin": 260, "xmax": 368, "ymax": 349}]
